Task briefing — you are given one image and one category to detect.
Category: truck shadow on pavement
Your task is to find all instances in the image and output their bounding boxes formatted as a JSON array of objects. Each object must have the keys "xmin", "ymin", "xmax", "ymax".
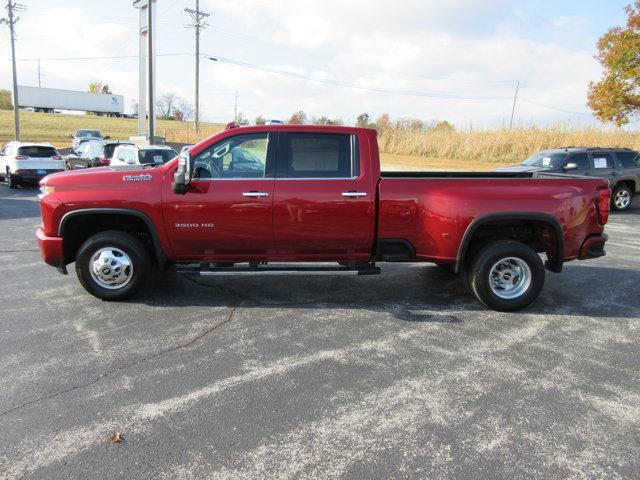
[
  {"xmin": 128, "ymin": 262, "xmax": 639, "ymax": 322},
  {"xmin": 0, "ymin": 186, "xmax": 41, "ymax": 220}
]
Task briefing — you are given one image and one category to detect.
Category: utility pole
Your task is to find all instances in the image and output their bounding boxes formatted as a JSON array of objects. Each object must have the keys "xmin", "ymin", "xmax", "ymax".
[
  {"xmin": 509, "ymin": 80, "xmax": 520, "ymax": 131},
  {"xmin": 185, "ymin": 0, "xmax": 209, "ymax": 133},
  {"xmin": 1, "ymin": 0, "xmax": 26, "ymax": 140},
  {"xmin": 147, "ymin": 0, "xmax": 155, "ymax": 141},
  {"xmin": 234, "ymin": 90, "xmax": 238, "ymax": 122}
]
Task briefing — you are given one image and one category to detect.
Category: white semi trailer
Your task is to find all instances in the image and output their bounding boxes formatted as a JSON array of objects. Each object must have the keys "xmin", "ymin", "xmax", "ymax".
[{"xmin": 17, "ymin": 86, "xmax": 125, "ymax": 116}]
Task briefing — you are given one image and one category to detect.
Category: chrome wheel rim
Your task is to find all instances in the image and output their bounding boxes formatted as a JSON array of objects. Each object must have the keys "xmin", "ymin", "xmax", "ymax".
[
  {"xmin": 489, "ymin": 257, "xmax": 531, "ymax": 300},
  {"xmin": 615, "ymin": 190, "xmax": 631, "ymax": 209},
  {"xmin": 89, "ymin": 247, "xmax": 133, "ymax": 289}
]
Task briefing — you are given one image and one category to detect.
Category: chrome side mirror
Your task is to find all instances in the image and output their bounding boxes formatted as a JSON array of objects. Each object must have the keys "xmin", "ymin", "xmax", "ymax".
[
  {"xmin": 172, "ymin": 151, "xmax": 192, "ymax": 194},
  {"xmin": 563, "ymin": 162, "xmax": 578, "ymax": 171}
]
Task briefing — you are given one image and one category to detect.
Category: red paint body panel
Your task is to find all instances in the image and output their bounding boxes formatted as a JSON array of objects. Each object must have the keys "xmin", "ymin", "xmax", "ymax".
[
  {"xmin": 35, "ymin": 125, "xmax": 609, "ymax": 270},
  {"xmin": 161, "ymin": 178, "xmax": 276, "ymax": 260},
  {"xmin": 36, "ymin": 226, "xmax": 63, "ymax": 265},
  {"xmin": 377, "ymin": 177, "xmax": 608, "ymax": 262}
]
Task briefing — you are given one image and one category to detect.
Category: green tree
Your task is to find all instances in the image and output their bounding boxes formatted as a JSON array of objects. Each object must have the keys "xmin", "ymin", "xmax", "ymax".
[
  {"xmin": 588, "ymin": 1, "xmax": 640, "ymax": 126},
  {"xmin": 356, "ymin": 113, "xmax": 370, "ymax": 127},
  {"xmin": 0, "ymin": 89, "xmax": 12, "ymax": 110},
  {"xmin": 255, "ymin": 115, "xmax": 266, "ymax": 125}
]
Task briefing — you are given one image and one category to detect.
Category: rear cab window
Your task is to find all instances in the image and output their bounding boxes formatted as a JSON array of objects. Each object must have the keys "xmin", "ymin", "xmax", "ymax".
[
  {"xmin": 138, "ymin": 149, "xmax": 178, "ymax": 165},
  {"xmin": 278, "ymin": 133, "xmax": 359, "ymax": 178}
]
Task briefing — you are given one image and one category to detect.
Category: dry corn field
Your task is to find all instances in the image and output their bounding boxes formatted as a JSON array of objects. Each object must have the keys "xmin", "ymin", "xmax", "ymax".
[
  {"xmin": 377, "ymin": 125, "xmax": 640, "ymax": 167},
  {"xmin": 2, "ymin": 111, "xmax": 639, "ymax": 170}
]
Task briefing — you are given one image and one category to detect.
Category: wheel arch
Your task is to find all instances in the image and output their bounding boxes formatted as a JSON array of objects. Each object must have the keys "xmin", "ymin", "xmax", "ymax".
[
  {"xmin": 455, "ymin": 212, "xmax": 564, "ymax": 274},
  {"xmin": 58, "ymin": 208, "xmax": 166, "ymax": 267}
]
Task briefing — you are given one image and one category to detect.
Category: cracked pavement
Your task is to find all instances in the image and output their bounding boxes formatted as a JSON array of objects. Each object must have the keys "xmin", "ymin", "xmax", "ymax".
[{"xmin": 0, "ymin": 185, "xmax": 639, "ymax": 479}]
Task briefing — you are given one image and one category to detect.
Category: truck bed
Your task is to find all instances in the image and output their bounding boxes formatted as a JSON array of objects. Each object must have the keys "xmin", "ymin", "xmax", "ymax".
[{"xmin": 381, "ymin": 171, "xmax": 534, "ymax": 178}]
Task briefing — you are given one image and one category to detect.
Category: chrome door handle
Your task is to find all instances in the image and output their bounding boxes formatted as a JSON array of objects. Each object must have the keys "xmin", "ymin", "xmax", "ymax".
[
  {"xmin": 342, "ymin": 192, "xmax": 367, "ymax": 197},
  {"xmin": 243, "ymin": 191, "xmax": 269, "ymax": 197}
]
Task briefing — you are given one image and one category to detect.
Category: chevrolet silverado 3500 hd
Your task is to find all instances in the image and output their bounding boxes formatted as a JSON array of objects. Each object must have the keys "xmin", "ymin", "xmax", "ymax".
[{"xmin": 36, "ymin": 124, "xmax": 610, "ymax": 311}]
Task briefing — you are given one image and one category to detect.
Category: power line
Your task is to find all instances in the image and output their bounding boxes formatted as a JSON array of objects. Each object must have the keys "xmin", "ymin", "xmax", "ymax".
[
  {"xmin": 13, "ymin": 52, "xmax": 191, "ymax": 61},
  {"xmin": 519, "ymin": 98, "xmax": 591, "ymax": 116},
  {"xmin": 203, "ymin": 53, "xmax": 512, "ymax": 101}
]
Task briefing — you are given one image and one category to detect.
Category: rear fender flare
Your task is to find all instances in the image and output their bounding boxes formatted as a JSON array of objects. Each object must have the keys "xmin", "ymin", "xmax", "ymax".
[{"xmin": 454, "ymin": 212, "xmax": 564, "ymax": 274}]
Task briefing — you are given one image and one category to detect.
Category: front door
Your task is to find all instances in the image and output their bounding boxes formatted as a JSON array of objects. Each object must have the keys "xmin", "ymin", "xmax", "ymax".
[
  {"xmin": 272, "ymin": 132, "xmax": 374, "ymax": 259},
  {"xmin": 163, "ymin": 132, "xmax": 276, "ymax": 260}
]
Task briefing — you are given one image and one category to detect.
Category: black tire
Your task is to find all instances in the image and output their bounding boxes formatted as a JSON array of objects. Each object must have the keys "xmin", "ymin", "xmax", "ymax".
[
  {"xmin": 75, "ymin": 230, "xmax": 151, "ymax": 301},
  {"xmin": 611, "ymin": 184, "xmax": 633, "ymax": 211},
  {"xmin": 6, "ymin": 169, "xmax": 18, "ymax": 189},
  {"xmin": 467, "ymin": 240, "xmax": 544, "ymax": 311}
]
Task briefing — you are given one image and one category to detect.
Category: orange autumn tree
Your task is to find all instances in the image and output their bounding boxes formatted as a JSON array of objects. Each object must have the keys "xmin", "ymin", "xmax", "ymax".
[{"xmin": 588, "ymin": 1, "xmax": 640, "ymax": 126}]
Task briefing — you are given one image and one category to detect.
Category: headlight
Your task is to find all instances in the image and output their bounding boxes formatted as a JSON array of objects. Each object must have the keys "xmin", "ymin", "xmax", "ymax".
[{"xmin": 40, "ymin": 185, "xmax": 56, "ymax": 195}]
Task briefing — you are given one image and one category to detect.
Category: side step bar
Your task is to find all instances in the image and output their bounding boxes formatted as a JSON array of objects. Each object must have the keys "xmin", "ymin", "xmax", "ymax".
[{"xmin": 176, "ymin": 262, "xmax": 381, "ymax": 276}]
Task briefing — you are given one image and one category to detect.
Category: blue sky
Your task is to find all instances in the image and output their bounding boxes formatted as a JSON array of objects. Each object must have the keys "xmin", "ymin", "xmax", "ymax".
[{"xmin": 0, "ymin": 0, "xmax": 633, "ymax": 126}]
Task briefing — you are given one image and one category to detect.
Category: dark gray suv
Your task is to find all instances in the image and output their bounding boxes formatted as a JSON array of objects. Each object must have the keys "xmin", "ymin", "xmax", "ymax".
[{"xmin": 496, "ymin": 147, "xmax": 640, "ymax": 211}]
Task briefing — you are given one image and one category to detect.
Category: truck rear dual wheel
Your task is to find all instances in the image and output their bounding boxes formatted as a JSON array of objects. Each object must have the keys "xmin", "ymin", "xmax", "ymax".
[
  {"xmin": 75, "ymin": 231, "xmax": 151, "ymax": 301},
  {"xmin": 467, "ymin": 240, "xmax": 545, "ymax": 311}
]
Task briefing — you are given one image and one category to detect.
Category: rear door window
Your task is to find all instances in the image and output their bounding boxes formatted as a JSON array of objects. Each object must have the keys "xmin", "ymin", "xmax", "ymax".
[
  {"xmin": 17, "ymin": 146, "xmax": 58, "ymax": 158},
  {"xmin": 591, "ymin": 153, "xmax": 615, "ymax": 169},
  {"xmin": 615, "ymin": 151, "xmax": 639, "ymax": 168},
  {"xmin": 278, "ymin": 133, "xmax": 358, "ymax": 178}
]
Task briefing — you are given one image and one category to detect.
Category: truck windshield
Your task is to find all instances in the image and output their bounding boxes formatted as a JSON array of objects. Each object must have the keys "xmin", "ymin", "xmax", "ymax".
[
  {"xmin": 77, "ymin": 130, "xmax": 102, "ymax": 138},
  {"xmin": 522, "ymin": 152, "xmax": 567, "ymax": 168},
  {"xmin": 138, "ymin": 149, "xmax": 177, "ymax": 165}
]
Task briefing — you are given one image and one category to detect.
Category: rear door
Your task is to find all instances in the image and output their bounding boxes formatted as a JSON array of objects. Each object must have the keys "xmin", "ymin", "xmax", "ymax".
[
  {"xmin": 162, "ymin": 132, "xmax": 277, "ymax": 259},
  {"xmin": 272, "ymin": 131, "xmax": 374, "ymax": 259},
  {"xmin": 589, "ymin": 151, "xmax": 616, "ymax": 180}
]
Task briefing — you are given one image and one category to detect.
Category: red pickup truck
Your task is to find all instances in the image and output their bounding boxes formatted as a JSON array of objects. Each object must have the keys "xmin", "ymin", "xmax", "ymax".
[{"xmin": 36, "ymin": 124, "xmax": 610, "ymax": 311}]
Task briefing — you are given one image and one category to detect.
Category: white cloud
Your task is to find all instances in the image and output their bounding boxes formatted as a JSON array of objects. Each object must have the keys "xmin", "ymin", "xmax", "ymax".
[{"xmin": 0, "ymin": 1, "xmax": 604, "ymax": 126}]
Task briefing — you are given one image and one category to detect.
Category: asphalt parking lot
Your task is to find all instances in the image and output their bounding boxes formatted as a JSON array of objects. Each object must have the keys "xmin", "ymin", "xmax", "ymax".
[{"xmin": 1, "ymin": 184, "xmax": 639, "ymax": 479}]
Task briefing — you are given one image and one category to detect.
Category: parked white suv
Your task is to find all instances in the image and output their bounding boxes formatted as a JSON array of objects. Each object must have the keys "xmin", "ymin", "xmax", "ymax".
[
  {"xmin": 0, "ymin": 142, "xmax": 65, "ymax": 189},
  {"xmin": 110, "ymin": 144, "xmax": 177, "ymax": 167}
]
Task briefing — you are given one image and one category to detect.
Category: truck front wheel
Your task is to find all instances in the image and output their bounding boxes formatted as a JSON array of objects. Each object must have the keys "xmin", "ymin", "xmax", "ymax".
[
  {"xmin": 467, "ymin": 240, "xmax": 544, "ymax": 311},
  {"xmin": 75, "ymin": 231, "xmax": 150, "ymax": 301}
]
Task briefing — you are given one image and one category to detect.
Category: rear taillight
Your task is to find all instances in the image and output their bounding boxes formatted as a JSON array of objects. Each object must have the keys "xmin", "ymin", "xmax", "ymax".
[
  {"xmin": 15, "ymin": 169, "xmax": 29, "ymax": 174},
  {"xmin": 596, "ymin": 186, "xmax": 611, "ymax": 225},
  {"xmin": 52, "ymin": 155, "xmax": 63, "ymax": 160},
  {"xmin": 15, "ymin": 155, "xmax": 28, "ymax": 160}
]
